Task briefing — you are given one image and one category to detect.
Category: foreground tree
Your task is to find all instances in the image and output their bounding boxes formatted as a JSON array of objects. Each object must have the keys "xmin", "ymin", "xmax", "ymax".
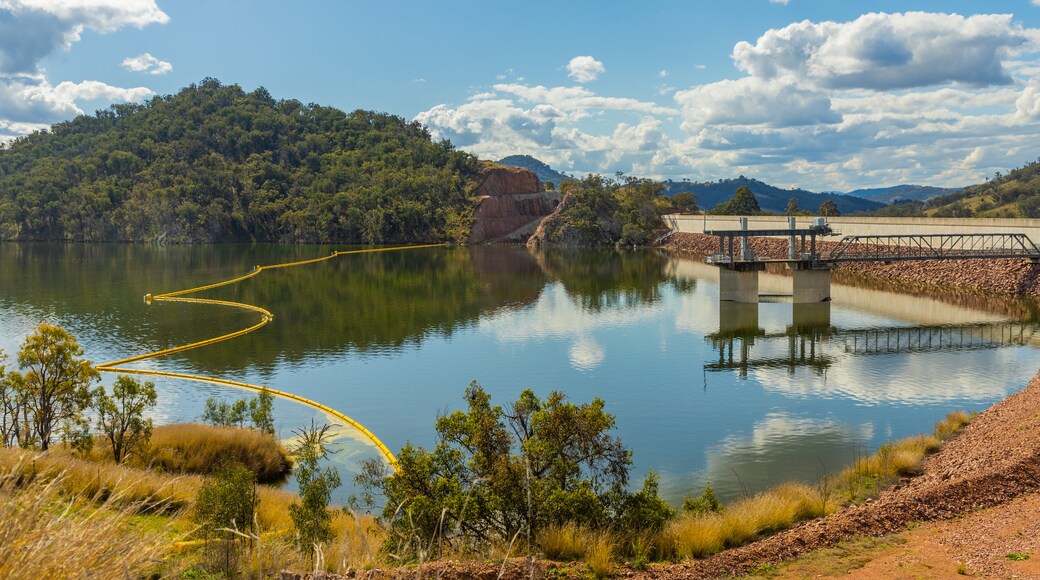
[
  {"xmin": 289, "ymin": 421, "xmax": 341, "ymax": 559},
  {"xmin": 0, "ymin": 350, "xmax": 27, "ymax": 447},
  {"xmin": 357, "ymin": 382, "xmax": 637, "ymax": 558},
  {"xmin": 202, "ymin": 389, "xmax": 275, "ymax": 433},
  {"xmin": 195, "ymin": 460, "xmax": 257, "ymax": 575},
  {"xmin": 6, "ymin": 323, "xmax": 98, "ymax": 450},
  {"xmin": 94, "ymin": 375, "xmax": 157, "ymax": 463}
]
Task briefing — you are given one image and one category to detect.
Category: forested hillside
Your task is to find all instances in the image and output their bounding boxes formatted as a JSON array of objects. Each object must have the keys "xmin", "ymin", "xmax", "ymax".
[
  {"xmin": 893, "ymin": 160, "xmax": 1040, "ymax": 218},
  {"xmin": 0, "ymin": 79, "xmax": 479, "ymax": 243}
]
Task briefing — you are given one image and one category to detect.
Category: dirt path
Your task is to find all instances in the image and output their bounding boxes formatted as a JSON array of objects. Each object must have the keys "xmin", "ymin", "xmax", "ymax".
[{"xmin": 776, "ymin": 491, "xmax": 1040, "ymax": 578}]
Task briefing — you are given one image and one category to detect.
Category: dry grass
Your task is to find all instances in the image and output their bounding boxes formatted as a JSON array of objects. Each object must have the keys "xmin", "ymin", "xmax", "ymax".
[
  {"xmin": 935, "ymin": 410, "xmax": 973, "ymax": 442},
  {"xmin": 539, "ymin": 522, "xmax": 588, "ymax": 560},
  {"xmin": 0, "ymin": 460, "xmax": 171, "ymax": 578},
  {"xmin": 0, "ymin": 444, "xmax": 383, "ymax": 576},
  {"xmin": 586, "ymin": 531, "xmax": 615, "ymax": 578},
  {"xmin": 0, "ymin": 445, "xmax": 197, "ymax": 514},
  {"xmin": 657, "ymin": 411, "xmax": 974, "ymax": 562},
  {"xmin": 658, "ymin": 482, "xmax": 829, "ymax": 560},
  {"xmin": 832, "ymin": 411, "xmax": 971, "ymax": 504},
  {"xmin": 134, "ymin": 423, "xmax": 291, "ymax": 483},
  {"xmin": 538, "ymin": 524, "xmax": 614, "ymax": 577}
]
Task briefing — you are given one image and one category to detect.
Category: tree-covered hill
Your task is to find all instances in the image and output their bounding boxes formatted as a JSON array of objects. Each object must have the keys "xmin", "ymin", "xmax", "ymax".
[
  {"xmin": 0, "ymin": 79, "xmax": 480, "ymax": 243},
  {"xmin": 844, "ymin": 184, "xmax": 960, "ymax": 205},
  {"xmin": 892, "ymin": 159, "xmax": 1040, "ymax": 218},
  {"xmin": 662, "ymin": 176, "xmax": 883, "ymax": 215}
]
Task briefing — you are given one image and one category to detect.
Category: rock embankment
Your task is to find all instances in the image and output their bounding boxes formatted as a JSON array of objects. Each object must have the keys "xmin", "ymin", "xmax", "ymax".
[
  {"xmin": 662, "ymin": 231, "xmax": 1040, "ymax": 296},
  {"xmin": 468, "ymin": 163, "xmax": 561, "ymax": 243}
]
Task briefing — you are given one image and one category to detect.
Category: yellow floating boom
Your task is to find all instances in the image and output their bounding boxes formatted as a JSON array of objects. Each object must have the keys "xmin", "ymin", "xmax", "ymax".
[{"xmin": 97, "ymin": 244, "xmax": 447, "ymax": 471}]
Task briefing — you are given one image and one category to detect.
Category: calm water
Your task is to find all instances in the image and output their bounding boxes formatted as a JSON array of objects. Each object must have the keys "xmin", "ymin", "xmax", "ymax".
[{"xmin": 3, "ymin": 242, "xmax": 1040, "ymax": 505}]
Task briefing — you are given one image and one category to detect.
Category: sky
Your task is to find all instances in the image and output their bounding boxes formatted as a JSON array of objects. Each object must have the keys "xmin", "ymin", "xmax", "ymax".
[{"xmin": 4, "ymin": 1, "xmax": 1040, "ymax": 191}]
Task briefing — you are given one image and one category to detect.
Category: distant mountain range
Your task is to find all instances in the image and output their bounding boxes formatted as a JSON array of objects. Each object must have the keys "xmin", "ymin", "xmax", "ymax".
[
  {"xmin": 496, "ymin": 155, "xmax": 982, "ymax": 215},
  {"xmin": 843, "ymin": 184, "xmax": 961, "ymax": 204},
  {"xmin": 662, "ymin": 177, "xmax": 884, "ymax": 214}
]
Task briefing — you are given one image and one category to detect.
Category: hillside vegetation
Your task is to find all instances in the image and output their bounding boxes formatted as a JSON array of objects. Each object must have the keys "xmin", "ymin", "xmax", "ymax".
[
  {"xmin": 0, "ymin": 79, "xmax": 479, "ymax": 243},
  {"xmin": 878, "ymin": 159, "xmax": 1040, "ymax": 218}
]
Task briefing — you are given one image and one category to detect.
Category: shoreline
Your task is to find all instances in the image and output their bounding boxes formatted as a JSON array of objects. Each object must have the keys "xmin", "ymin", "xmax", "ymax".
[{"xmin": 646, "ymin": 231, "xmax": 1040, "ymax": 577}]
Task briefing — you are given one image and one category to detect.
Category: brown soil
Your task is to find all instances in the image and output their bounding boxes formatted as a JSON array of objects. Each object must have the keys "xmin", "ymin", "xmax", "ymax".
[{"xmin": 776, "ymin": 492, "xmax": 1040, "ymax": 578}]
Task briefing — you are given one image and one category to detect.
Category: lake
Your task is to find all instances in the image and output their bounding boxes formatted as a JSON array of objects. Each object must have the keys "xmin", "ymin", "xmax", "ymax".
[{"xmin": 2, "ymin": 242, "xmax": 1039, "ymax": 506}]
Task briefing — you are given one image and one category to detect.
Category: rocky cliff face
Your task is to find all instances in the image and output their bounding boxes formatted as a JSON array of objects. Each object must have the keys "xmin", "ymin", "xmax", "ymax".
[
  {"xmin": 526, "ymin": 191, "xmax": 621, "ymax": 248},
  {"xmin": 469, "ymin": 163, "xmax": 561, "ymax": 243}
]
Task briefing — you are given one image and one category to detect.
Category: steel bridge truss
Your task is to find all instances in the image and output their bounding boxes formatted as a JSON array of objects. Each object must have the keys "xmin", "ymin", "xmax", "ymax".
[{"xmin": 827, "ymin": 233, "xmax": 1040, "ymax": 263}]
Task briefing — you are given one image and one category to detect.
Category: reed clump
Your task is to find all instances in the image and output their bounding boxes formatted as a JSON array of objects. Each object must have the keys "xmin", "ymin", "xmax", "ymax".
[
  {"xmin": 657, "ymin": 482, "xmax": 829, "ymax": 560},
  {"xmin": 832, "ymin": 410, "xmax": 973, "ymax": 504},
  {"xmin": 655, "ymin": 410, "xmax": 973, "ymax": 562},
  {"xmin": 134, "ymin": 423, "xmax": 292, "ymax": 482},
  {"xmin": 539, "ymin": 522, "xmax": 590, "ymax": 560}
]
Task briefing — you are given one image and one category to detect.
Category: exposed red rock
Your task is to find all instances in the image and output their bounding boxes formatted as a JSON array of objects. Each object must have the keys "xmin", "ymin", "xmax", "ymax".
[{"xmin": 469, "ymin": 163, "xmax": 560, "ymax": 243}]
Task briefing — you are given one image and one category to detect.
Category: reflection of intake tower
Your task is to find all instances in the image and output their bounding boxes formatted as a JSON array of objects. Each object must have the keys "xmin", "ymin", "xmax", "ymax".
[{"xmin": 708, "ymin": 301, "xmax": 1038, "ymax": 379}]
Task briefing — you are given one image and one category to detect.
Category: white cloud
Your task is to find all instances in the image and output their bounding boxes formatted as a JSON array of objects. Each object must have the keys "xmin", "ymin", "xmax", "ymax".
[
  {"xmin": 121, "ymin": 52, "xmax": 171, "ymax": 75},
  {"xmin": 676, "ymin": 76, "xmax": 840, "ymax": 130},
  {"xmin": 0, "ymin": 0, "xmax": 167, "ymax": 135},
  {"xmin": 733, "ymin": 12, "xmax": 1038, "ymax": 90},
  {"xmin": 0, "ymin": 0, "xmax": 168, "ymax": 74},
  {"xmin": 415, "ymin": 12, "xmax": 1040, "ymax": 191},
  {"xmin": 494, "ymin": 83, "xmax": 678, "ymax": 117},
  {"xmin": 769, "ymin": 0, "xmax": 790, "ymax": 4},
  {"xmin": 566, "ymin": 55, "xmax": 605, "ymax": 83},
  {"xmin": 0, "ymin": 76, "xmax": 152, "ymax": 124}
]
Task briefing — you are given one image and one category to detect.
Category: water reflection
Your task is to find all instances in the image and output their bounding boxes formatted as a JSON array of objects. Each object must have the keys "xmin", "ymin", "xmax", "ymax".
[
  {"xmin": 5, "ymin": 244, "xmax": 1040, "ymax": 507},
  {"xmin": 708, "ymin": 301, "xmax": 1038, "ymax": 380}
]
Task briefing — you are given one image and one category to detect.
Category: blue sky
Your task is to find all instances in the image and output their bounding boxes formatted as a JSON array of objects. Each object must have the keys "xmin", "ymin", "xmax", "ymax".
[{"xmin": 4, "ymin": 1, "xmax": 1040, "ymax": 191}]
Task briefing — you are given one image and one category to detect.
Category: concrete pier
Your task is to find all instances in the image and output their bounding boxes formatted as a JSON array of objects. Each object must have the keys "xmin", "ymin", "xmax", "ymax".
[
  {"xmin": 718, "ymin": 263, "xmax": 765, "ymax": 303},
  {"xmin": 792, "ymin": 266, "xmax": 832, "ymax": 303}
]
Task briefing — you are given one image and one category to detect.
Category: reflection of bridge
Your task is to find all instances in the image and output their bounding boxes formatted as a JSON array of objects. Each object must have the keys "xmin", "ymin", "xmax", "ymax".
[
  {"xmin": 837, "ymin": 322, "xmax": 1040, "ymax": 355},
  {"xmin": 704, "ymin": 219, "xmax": 1040, "ymax": 303},
  {"xmin": 706, "ymin": 302, "xmax": 1040, "ymax": 376}
]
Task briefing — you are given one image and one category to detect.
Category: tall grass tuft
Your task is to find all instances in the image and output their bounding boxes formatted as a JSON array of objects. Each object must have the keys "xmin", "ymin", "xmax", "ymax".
[
  {"xmin": 136, "ymin": 423, "xmax": 292, "ymax": 482},
  {"xmin": 586, "ymin": 530, "xmax": 614, "ymax": 579},
  {"xmin": 657, "ymin": 482, "xmax": 829, "ymax": 560},
  {"xmin": 935, "ymin": 410, "xmax": 973, "ymax": 442},
  {"xmin": 0, "ymin": 460, "xmax": 170, "ymax": 577},
  {"xmin": 538, "ymin": 522, "xmax": 588, "ymax": 561}
]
